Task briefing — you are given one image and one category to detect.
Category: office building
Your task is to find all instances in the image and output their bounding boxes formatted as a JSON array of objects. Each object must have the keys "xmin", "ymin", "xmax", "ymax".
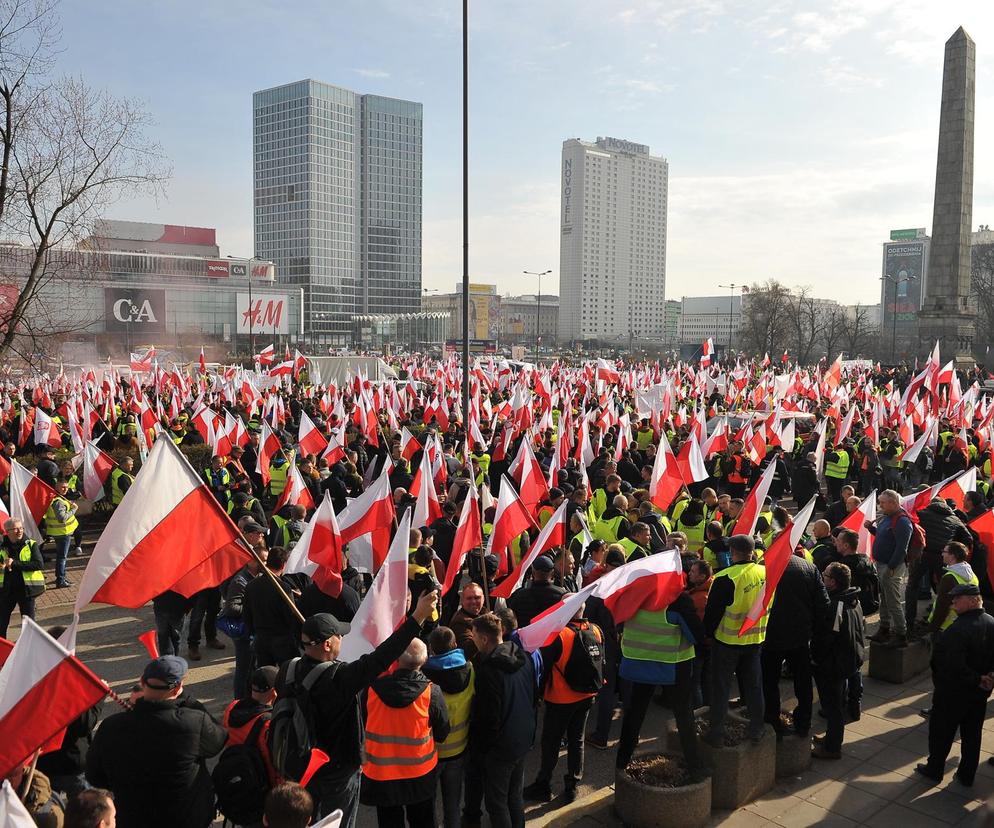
[
  {"xmin": 253, "ymin": 80, "xmax": 422, "ymax": 346},
  {"xmin": 500, "ymin": 294, "xmax": 559, "ymax": 345},
  {"xmin": 423, "ymin": 283, "xmax": 501, "ymax": 348},
  {"xmin": 678, "ymin": 295, "xmax": 741, "ymax": 346},
  {"xmin": 558, "ymin": 136, "xmax": 668, "ymax": 344},
  {"xmin": 664, "ymin": 299, "xmax": 680, "ymax": 344}
]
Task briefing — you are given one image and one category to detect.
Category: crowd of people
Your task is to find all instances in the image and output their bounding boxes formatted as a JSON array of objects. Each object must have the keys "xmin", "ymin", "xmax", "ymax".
[{"xmin": 3, "ymin": 354, "xmax": 994, "ymax": 828}]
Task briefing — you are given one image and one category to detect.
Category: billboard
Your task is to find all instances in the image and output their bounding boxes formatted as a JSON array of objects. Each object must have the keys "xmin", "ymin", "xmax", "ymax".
[
  {"xmin": 104, "ymin": 288, "xmax": 166, "ymax": 333},
  {"xmin": 881, "ymin": 241, "xmax": 927, "ymax": 354},
  {"xmin": 237, "ymin": 292, "xmax": 289, "ymax": 335},
  {"xmin": 466, "ymin": 284, "xmax": 500, "ymax": 342},
  {"xmin": 890, "ymin": 228, "xmax": 927, "ymax": 241},
  {"xmin": 206, "ymin": 260, "xmax": 230, "ymax": 277}
]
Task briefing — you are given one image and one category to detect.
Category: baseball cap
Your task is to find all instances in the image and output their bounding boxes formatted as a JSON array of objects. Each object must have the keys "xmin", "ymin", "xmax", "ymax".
[
  {"xmin": 531, "ymin": 555, "xmax": 555, "ymax": 573},
  {"xmin": 950, "ymin": 583, "xmax": 981, "ymax": 597},
  {"xmin": 302, "ymin": 612, "xmax": 350, "ymax": 643},
  {"xmin": 250, "ymin": 665, "xmax": 279, "ymax": 693},
  {"xmin": 142, "ymin": 655, "xmax": 187, "ymax": 689}
]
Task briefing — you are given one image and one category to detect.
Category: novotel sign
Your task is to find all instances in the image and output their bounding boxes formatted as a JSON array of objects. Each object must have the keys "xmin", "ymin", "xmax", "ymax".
[{"xmin": 562, "ymin": 158, "xmax": 572, "ymax": 230}]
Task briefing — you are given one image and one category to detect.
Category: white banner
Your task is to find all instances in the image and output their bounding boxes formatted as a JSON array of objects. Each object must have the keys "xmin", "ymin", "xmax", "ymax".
[{"xmin": 236, "ymin": 292, "xmax": 289, "ymax": 335}]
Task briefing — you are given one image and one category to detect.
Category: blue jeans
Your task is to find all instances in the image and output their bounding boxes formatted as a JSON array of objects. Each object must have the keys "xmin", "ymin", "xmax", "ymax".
[
  {"xmin": 154, "ymin": 606, "xmax": 184, "ymax": 656},
  {"xmin": 483, "ymin": 754, "xmax": 526, "ymax": 828},
  {"xmin": 53, "ymin": 535, "xmax": 72, "ymax": 584},
  {"xmin": 438, "ymin": 755, "xmax": 465, "ymax": 828},
  {"xmin": 592, "ymin": 648, "xmax": 629, "ymax": 741},
  {"xmin": 232, "ymin": 635, "xmax": 254, "ymax": 698},
  {"xmin": 307, "ymin": 766, "xmax": 361, "ymax": 828}
]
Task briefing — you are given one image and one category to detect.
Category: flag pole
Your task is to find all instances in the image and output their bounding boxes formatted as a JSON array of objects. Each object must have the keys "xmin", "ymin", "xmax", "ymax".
[{"xmin": 477, "ymin": 546, "xmax": 491, "ymax": 613}]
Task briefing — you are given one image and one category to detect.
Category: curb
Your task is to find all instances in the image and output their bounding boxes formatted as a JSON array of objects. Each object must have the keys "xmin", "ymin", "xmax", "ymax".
[{"xmin": 528, "ymin": 785, "xmax": 615, "ymax": 827}]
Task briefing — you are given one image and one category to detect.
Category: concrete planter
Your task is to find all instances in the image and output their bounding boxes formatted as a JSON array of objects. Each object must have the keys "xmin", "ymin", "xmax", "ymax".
[
  {"xmin": 701, "ymin": 724, "xmax": 776, "ymax": 809},
  {"xmin": 663, "ymin": 706, "xmax": 708, "ymax": 756},
  {"xmin": 615, "ymin": 753, "xmax": 711, "ymax": 828},
  {"xmin": 868, "ymin": 638, "xmax": 930, "ymax": 683},
  {"xmin": 776, "ymin": 731, "xmax": 812, "ymax": 778}
]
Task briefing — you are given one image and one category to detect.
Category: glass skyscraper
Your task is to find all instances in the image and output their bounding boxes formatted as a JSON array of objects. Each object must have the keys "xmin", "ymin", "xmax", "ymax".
[{"xmin": 253, "ymin": 80, "xmax": 422, "ymax": 345}]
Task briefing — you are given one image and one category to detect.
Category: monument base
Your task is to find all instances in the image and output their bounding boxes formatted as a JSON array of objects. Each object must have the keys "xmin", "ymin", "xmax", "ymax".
[{"xmin": 918, "ymin": 308, "xmax": 976, "ymax": 370}]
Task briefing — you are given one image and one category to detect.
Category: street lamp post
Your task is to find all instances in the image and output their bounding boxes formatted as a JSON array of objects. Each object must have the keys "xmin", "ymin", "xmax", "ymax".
[
  {"xmin": 881, "ymin": 274, "xmax": 917, "ymax": 362},
  {"xmin": 523, "ymin": 270, "xmax": 551, "ymax": 363},
  {"xmin": 717, "ymin": 283, "xmax": 739, "ymax": 357}
]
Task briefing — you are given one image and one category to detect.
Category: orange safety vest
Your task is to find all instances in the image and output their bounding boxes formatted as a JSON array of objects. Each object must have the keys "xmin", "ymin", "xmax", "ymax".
[
  {"xmin": 362, "ymin": 685, "xmax": 437, "ymax": 781},
  {"xmin": 545, "ymin": 622, "xmax": 602, "ymax": 705},
  {"xmin": 221, "ymin": 700, "xmax": 279, "ymax": 785},
  {"xmin": 727, "ymin": 455, "xmax": 746, "ymax": 485}
]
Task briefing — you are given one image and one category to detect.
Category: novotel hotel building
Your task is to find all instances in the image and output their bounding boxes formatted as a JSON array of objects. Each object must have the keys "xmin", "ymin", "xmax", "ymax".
[
  {"xmin": 0, "ymin": 220, "xmax": 303, "ymax": 363},
  {"xmin": 558, "ymin": 136, "xmax": 669, "ymax": 345}
]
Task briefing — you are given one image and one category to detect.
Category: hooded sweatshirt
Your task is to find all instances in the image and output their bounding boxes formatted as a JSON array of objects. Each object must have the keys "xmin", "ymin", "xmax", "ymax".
[
  {"xmin": 469, "ymin": 640, "xmax": 537, "ymax": 761},
  {"xmin": 359, "ymin": 669, "xmax": 450, "ymax": 807},
  {"xmin": 811, "ymin": 586, "xmax": 865, "ymax": 680}
]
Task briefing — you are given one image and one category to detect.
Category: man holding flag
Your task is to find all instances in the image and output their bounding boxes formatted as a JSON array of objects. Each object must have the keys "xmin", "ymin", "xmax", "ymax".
[{"xmin": 703, "ymin": 534, "xmax": 767, "ymax": 745}]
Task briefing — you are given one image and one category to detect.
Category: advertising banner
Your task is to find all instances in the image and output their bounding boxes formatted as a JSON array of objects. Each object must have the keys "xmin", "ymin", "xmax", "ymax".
[
  {"xmin": 206, "ymin": 260, "xmax": 230, "ymax": 277},
  {"xmin": 237, "ymin": 292, "xmax": 289, "ymax": 335},
  {"xmin": 104, "ymin": 288, "xmax": 166, "ymax": 333},
  {"xmin": 883, "ymin": 243, "xmax": 926, "ymax": 325}
]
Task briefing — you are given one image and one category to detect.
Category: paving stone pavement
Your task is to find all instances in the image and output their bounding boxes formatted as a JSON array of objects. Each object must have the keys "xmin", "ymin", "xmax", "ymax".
[{"xmin": 14, "ymin": 543, "xmax": 994, "ymax": 827}]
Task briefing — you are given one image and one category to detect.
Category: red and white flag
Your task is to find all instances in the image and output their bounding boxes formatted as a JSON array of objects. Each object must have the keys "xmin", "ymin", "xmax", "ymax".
[
  {"xmin": 9, "ymin": 459, "xmax": 56, "ymax": 542},
  {"xmin": 75, "ymin": 438, "xmax": 248, "ymax": 609},
  {"xmin": 297, "ymin": 411, "xmax": 327, "ymax": 457},
  {"xmin": 0, "ymin": 618, "xmax": 108, "ymax": 780},
  {"xmin": 649, "ymin": 438, "xmax": 683, "ymax": 512},
  {"xmin": 284, "ymin": 492, "xmax": 344, "ymax": 597},
  {"xmin": 32, "ymin": 408, "xmax": 61, "ymax": 448},
  {"xmin": 399, "ymin": 427, "xmax": 422, "ymax": 462},
  {"xmin": 409, "ymin": 450, "xmax": 442, "ymax": 527},
  {"xmin": 82, "ymin": 441, "xmax": 117, "ymax": 501},
  {"xmin": 256, "ymin": 344, "xmax": 275, "ymax": 367},
  {"xmin": 198, "ymin": 347, "xmax": 207, "ymax": 374},
  {"xmin": 676, "ymin": 433, "xmax": 709, "ymax": 484},
  {"xmin": 339, "ymin": 512, "xmax": 412, "ymax": 662},
  {"xmin": 700, "ymin": 338, "xmax": 714, "ymax": 368},
  {"xmin": 484, "ymin": 475, "xmax": 537, "ymax": 578},
  {"xmin": 739, "ymin": 495, "xmax": 818, "ymax": 637},
  {"xmin": 731, "ymin": 460, "xmax": 777, "ymax": 538},
  {"xmin": 274, "ymin": 462, "xmax": 317, "ymax": 512},
  {"xmin": 968, "ymin": 510, "xmax": 994, "ymax": 592},
  {"xmin": 595, "ymin": 358, "xmax": 621, "ymax": 385},
  {"xmin": 938, "ymin": 466, "xmax": 976, "ymax": 511},
  {"xmin": 838, "ymin": 489, "xmax": 877, "ymax": 555},
  {"xmin": 321, "ymin": 431, "xmax": 346, "ymax": 466},
  {"xmin": 492, "ymin": 500, "xmax": 568, "ymax": 599},
  {"xmin": 256, "ymin": 420, "xmax": 283, "ymax": 486},
  {"xmin": 1, "ymin": 777, "xmax": 37, "ymax": 827},
  {"xmin": 337, "ymin": 463, "xmax": 395, "ymax": 571},
  {"xmin": 442, "ymin": 480, "xmax": 482, "ymax": 594}
]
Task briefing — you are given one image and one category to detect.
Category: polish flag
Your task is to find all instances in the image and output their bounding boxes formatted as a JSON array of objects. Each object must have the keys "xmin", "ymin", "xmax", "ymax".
[
  {"xmin": 676, "ymin": 433, "xmax": 709, "ymax": 484},
  {"xmin": 484, "ymin": 475, "xmax": 537, "ymax": 578},
  {"xmin": 898, "ymin": 419, "xmax": 936, "ymax": 464},
  {"xmin": 399, "ymin": 427, "xmax": 422, "ymax": 462},
  {"xmin": 9, "ymin": 459, "xmax": 56, "ymax": 542},
  {"xmin": 297, "ymin": 411, "xmax": 327, "ymax": 457},
  {"xmin": 834, "ymin": 405, "xmax": 857, "ymax": 447},
  {"xmin": 516, "ymin": 551, "xmax": 684, "ymax": 650},
  {"xmin": 838, "ymin": 489, "xmax": 877, "ymax": 555},
  {"xmin": 700, "ymin": 338, "xmax": 714, "ymax": 368},
  {"xmin": 337, "ymin": 463, "xmax": 395, "ymax": 571},
  {"xmin": 0, "ymin": 453, "xmax": 9, "ymax": 487},
  {"xmin": 199, "ymin": 347, "xmax": 207, "ymax": 374},
  {"xmin": 130, "ymin": 347, "xmax": 155, "ymax": 373},
  {"xmin": 410, "ymin": 450, "xmax": 442, "ymax": 527},
  {"xmin": 509, "ymin": 439, "xmax": 549, "ymax": 519},
  {"xmin": 256, "ymin": 344, "xmax": 275, "ymax": 367},
  {"xmin": 256, "ymin": 420, "xmax": 283, "ymax": 486},
  {"xmin": 75, "ymin": 438, "xmax": 248, "ymax": 609},
  {"xmin": 968, "ymin": 510, "xmax": 994, "ymax": 592},
  {"xmin": 1, "ymin": 777, "xmax": 37, "ymax": 827},
  {"xmin": 274, "ymin": 463, "xmax": 316, "ymax": 512},
  {"xmin": 32, "ymin": 408, "xmax": 61, "ymax": 448},
  {"xmin": 339, "ymin": 512, "xmax": 413, "ymax": 662},
  {"xmin": 442, "ymin": 480, "xmax": 482, "ymax": 594},
  {"xmin": 739, "ymin": 495, "xmax": 818, "ymax": 637},
  {"xmin": 824, "ymin": 353, "xmax": 843, "ymax": 391},
  {"xmin": 595, "ymin": 358, "xmax": 621, "ymax": 385},
  {"xmin": 0, "ymin": 618, "xmax": 108, "ymax": 780},
  {"xmin": 899, "ymin": 471, "xmax": 958, "ymax": 516},
  {"xmin": 938, "ymin": 467, "xmax": 976, "ymax": 511},
  {"xmin": 492, "ymin": 500, "xmax": 569, "ymax": 600},
  {"xmin": 284, "ymin": 492, "xmax": 344, "ymax": 597},
  {"xmin": 82, "ymin": 441, "xmax": 117, "ymax": 501},
  {"xmin": 731, "ymin": 459, "xmax": 777, "ymax": 538},
  {"xmin": 649, "ymin": 437, "xmax": 684, "ymax": 512}
]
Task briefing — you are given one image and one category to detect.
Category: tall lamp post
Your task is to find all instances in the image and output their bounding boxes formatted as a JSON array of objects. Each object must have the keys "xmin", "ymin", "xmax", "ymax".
[
  {"xmin": 523, "ymin": 269, "xmax": 551, "ymax": 363},
  {"xmin": 881, "ymin": 273, "xmax": 917, "ymax": 363},
  {"xmin": 460, "ymin": 0, "xmax": 470, "ymax": 424},
  {"xmin": 717, "ymin": 283, "xmax": 740, "ymax": 358}
]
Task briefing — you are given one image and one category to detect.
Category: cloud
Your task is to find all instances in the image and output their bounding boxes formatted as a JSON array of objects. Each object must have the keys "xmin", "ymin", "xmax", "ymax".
[{"xmin": 353, "ymin": 68, "xmax": 390, "ymax": 79}]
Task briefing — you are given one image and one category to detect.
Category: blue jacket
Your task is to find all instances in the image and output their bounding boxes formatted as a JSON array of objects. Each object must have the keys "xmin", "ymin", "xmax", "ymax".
[
  {"xmin": 469, "ymin": 640, "xmax": 537, "ymax": 761},
  {"xmin": 871, "ymin": 512, "xmax": 913, "ymax": 569}
]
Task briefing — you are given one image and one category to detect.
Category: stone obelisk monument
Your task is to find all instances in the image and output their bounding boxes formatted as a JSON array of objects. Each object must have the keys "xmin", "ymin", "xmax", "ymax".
[{"xmin": 919, "ymin": 27, "xmax": 976, "ymax": 369}]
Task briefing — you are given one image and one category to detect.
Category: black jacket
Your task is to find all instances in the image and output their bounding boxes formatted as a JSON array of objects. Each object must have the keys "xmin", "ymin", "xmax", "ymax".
[
  {"xmin": 274, "ymin": 616, "xmax": 425, "ymax": 775},
  {"xmin": 298, "ymin": 580, "xmax": 362, "ymax": 622},
  {"xmin": 931, "ymin": 608, "xmax": 994, "ymax": 701},
  {"xmin": 763, "ymin": 555, "xmax": 830, "ymax": 651},
  {"xmin": 469, "ymin": 640, "xmax": 536, "ymax": 761},
  {"xmin": 506, "ymin": 580, "xmax": 566, "ymax": 628},
  {"xmin": 37, "ymin": 704, "xmax": 101, "ymax": 778},
  {"xmin": 360, "ymin": 669, "xmax": 449, "ymax": 806},
  {"xmin": 811, "ymin": 586, "xmax": 865, "ymax": 680},
  {"xmin": 811, "ymin": 538, "xmax": 836, "ymax": 572},
  {"xmin": 430, "ymin": 517, "xmax": 458, "ymax": 566},
  {"xmin": 824, "ymin": 499, "xmax": 849, "ymax": 529},
  {"xmin": 917, "ymin": 500, "xmax": 972, "ymax": 557},
  {"xmin": 85, "ymin": 698, "xmax": 228, "ymax": 828},
  {"xmin": 242, "ymin": 570, "xmax": 306, "ymax": 640},
  {"xmin": 822, "ymin": 550, "xmax": 879, "ymax": 615},
  {"xmin": 791, "ymin": 462, "xmax": 819, "ymax": 507}
]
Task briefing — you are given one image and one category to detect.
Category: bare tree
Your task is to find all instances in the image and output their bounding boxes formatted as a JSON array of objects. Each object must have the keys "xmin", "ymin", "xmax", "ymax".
[
  {"xmin": 788, "ymin": 287, "xmax": 827, "ymax": 365},
  {"xmin": 738, "ymin": 279, "xmax": 793, "ymax": 357},
  {"xmin": 821, "ymin": 306, "xmax": 848, "ymax": 359},
  {"xmin": 971, "ymin": 243, "xmax": 994, "ymax": 354},
  {"xmin": 0, "ymin": 0, "xmax": 168, "ymax": 362},
  {"xmin": 841, "ymin": 304, "xmax": 878, "ymax": 359}
]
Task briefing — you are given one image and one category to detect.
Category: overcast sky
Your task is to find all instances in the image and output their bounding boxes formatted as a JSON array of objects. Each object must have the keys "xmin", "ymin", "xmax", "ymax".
[{"xmin": 60, "ymin": 0, "xmax": 994, "ymax": 304}]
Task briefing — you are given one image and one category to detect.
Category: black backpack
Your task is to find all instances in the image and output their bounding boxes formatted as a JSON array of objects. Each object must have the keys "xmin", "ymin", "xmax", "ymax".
[
  {"xmin": 212, "ymin": 715, "xmax": 270, "ymax": 826},
  {"xmin": 561, "ymin": 622, "xmax": 605, "ymax": 694},
  {"xmin": 268, "ymin": 658, "xmax": 338, "ymax": 781}
]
